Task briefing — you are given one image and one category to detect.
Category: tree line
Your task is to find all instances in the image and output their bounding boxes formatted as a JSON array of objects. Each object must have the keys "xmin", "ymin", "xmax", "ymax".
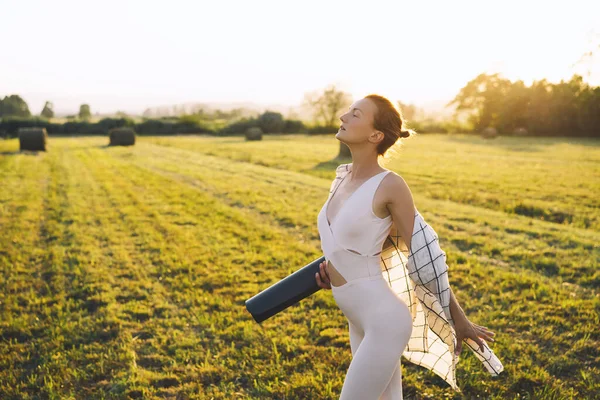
[
  {"xmin": 1, "ymin": 73, "xmax": 599, "ymax": 138},
  {"xmin": 449, "ymin": 73, "xmax": 599, "ymax": 137},
  {"xmin": 0, "ymin": 96, "xmax": 92, "ymax": 121}
]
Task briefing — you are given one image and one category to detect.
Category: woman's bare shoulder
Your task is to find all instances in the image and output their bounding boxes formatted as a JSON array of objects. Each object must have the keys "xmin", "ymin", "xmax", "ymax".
[{"xmin": 381, "ymin": 170, "xmax": 414, "ymax": 206}]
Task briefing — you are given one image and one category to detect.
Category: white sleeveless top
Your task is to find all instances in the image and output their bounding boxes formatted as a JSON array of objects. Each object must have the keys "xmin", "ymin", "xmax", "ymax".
[
  {"xmin": 318, "ymin": 163, "xmax": 505, "ymax": 392},
  {"xmin": 317, "ymin": 163, "xmax": 393, "ymax": 283}
]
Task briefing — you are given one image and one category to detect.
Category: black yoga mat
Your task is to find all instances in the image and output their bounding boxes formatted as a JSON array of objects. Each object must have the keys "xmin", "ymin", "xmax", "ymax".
[{"xmin": 245, "ymin": 256, "xmax": 326, "ymax": 323}]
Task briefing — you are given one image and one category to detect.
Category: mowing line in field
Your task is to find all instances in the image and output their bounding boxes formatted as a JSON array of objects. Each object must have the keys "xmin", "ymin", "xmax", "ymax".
[
  {"xmin": 2, "ymin": 138, "xmax": 598, "ymax": 399},
  {"xmin": 146, "ymin": 135, "xmax": 600, "ymax": 231},
  {"xmin": 74, "ymin": 145, "xmax": 349, "ymax": 397},
  {"xmin": 109, "ymin": 142, "xmax": 600, "ymax": 291}
]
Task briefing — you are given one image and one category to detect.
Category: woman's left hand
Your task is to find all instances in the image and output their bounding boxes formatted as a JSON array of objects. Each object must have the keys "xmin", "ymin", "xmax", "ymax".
[
  {"xmin": 315, "ymin": 260, "xmax": 331, "ymax": 290},
  {"xmin": 453, "ymin": 316, "xmax": 496, "ymax": 356}
]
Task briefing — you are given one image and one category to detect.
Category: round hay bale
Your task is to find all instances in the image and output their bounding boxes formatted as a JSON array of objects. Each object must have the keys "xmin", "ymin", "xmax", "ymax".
[
  {"xmin": 109, "ymin": 128, "xmax": 136, "ymax": 146},
  {"xmin": 18, "ymin": 128, "xmax": 48, "ymax": 151},
  {"xmin": 245, "ymin": 127, "xmax": 263, "ymax": 141},
  {"xmin": 513, "ymin": 127, "xmax": 528, "ymax": 136},
  {"xmin": 481, "ymin": 127, "xmax": 498, "ymax": 139}
]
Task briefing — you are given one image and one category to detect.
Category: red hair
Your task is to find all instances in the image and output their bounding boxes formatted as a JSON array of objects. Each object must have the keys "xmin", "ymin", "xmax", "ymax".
[{"xmin": 365, "ymin": 94, "xmax": 415, "ymax": 156}]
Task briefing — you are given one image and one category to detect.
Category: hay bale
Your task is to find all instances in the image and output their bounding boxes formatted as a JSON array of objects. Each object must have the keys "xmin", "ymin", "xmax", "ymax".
[
  {"xmin": 481, "ymin": 127, "xmax": 497, "ymax": 139},
  {"xmin": 109, "ymin": 128, "xmax": 136, "ymax": 146},
  {"xmin": 18, "ymin": 128, "xmax": 48, "ymax": 151},
  {"xmin": 245, "ymin": 127, "xmax": 263, "ymax": 141},
  {"xmin": 513, "ymin": 127, "xmax": 528, "ymax": 136}
]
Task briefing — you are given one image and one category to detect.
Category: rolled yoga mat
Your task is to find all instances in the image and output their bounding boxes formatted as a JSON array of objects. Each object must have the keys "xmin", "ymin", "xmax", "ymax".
[{"xmin": 245, "ymin": 256, "xmax": 326, "ymax": 323}]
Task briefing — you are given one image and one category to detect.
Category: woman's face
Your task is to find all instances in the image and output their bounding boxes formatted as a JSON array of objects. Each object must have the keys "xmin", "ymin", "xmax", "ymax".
[{"xmin": 336, "ymin": 97, "xmax": 380, "ymax": 146}]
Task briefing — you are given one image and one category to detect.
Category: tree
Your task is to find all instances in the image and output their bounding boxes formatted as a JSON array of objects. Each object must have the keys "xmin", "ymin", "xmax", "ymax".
[
  {"xmin": 79, "ymin": 104, "xmax": 91, "ymax": 120},
  {"xmin": 40, "ymin": 101, "xmax": 54, "ymax": 119},
  {"xmin": 448, "ymin": 73, "xmax": 513, "ymax": 131},
  {"xmin": 398, "ymin": 101, "xmax": 417, "ymax": 122},
  {"xmin": 578, "ymin": 86, "xmax": 600, "ymax": 136},
  {"xmin": 257, "ymin": 111, "xmax": 285, "ymax": 133},
  {"xmin": 142, "ymin": 108, "xmax": 154, "ymax": 118},
  {"xmin": 448, "ymin": 72, "xmax": 599, "ymax": 137},
  {"xmin": 304, "ymin": 84, "xmax": 352, "ymax": 127},
  {"xmin": 496, "ymin": 80, "xmax": 529, "ymax": 133},
  {"xmin": 304, "ymin": 84, "xmax": 353, "ymax": 159},
  {"xmin": 0, "ymin": 95, "xmax": 31, "ymax": 118},
  {"xmin": 571, "ymin": 31, "xmax": 599, "ymax": 81}
]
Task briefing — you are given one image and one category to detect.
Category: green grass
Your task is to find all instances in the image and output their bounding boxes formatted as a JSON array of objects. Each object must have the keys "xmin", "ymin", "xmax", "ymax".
[
  {"xmin": 0, "ymin": 134, "xmax": 599, "ymax": 399},
  {"xmin": 146, "ymin": 134, "xmax": 600, "ymax": 231}
]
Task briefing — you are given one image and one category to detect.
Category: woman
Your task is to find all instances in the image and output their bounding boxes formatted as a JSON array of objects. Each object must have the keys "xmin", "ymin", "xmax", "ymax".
[{"xmin": 314, "ymin": 94, "xmax": 499, "ymax": 399}]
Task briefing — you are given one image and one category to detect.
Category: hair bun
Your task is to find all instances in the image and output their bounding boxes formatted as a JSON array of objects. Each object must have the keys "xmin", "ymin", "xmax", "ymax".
[{"xmin": 399, "ymin": 129, "xmax": 411, "ymax": 138}]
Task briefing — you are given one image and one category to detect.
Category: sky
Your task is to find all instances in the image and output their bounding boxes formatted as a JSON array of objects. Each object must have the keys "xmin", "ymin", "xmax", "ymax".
[{"xmin": 2, "ymin": 0, "xmax": 599, "ymax": 115}]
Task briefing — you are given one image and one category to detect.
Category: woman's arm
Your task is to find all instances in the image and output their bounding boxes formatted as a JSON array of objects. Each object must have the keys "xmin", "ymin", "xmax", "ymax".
[
  {"xmin": 384, "ymin": 174, "xmax": 467, "ymax": 323},
  {"xmin": 383, "ymin": 173, "xmax": 416, "ymax": 251},
  {"xmin": 451, "ymin": 284, "xmax": 496, "ymax": 353},
  {"xmin": 384, "ymin": 173, "xmax": 496, "ymax": 354},
  {"xmin": 449, "ymin": 286, "xmax": 468, "ymax": 323}
]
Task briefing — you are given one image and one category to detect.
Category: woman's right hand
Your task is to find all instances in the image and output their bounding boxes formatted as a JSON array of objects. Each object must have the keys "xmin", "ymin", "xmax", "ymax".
[{"xmin": 315, "ymin": 260, "xmax": 331, "ymax": 290}]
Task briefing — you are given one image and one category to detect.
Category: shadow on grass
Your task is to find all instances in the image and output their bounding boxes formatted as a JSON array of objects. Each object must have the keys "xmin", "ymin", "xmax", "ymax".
[
  {"xmin": 0, "ymin": 150, "xmax": 45, "ymax": 156},
  {"xmin": 311, "ymin": 157, "xmax": 349, "ymax": 174},
  {"xmin": 99, "ymin": 144, "xmax": 136, "ymax": 149}
]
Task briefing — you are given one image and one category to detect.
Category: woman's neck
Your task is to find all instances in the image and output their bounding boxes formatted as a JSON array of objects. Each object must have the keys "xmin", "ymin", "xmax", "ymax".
[{"xmin": 348, "ymin": 148, "xmax": 383, "ymax": 180}]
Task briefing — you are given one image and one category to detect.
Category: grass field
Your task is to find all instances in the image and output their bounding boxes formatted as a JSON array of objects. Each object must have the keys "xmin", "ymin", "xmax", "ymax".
[{"xmin": 0, "ymin": 134, "xmax": 599, "ymax": 399}]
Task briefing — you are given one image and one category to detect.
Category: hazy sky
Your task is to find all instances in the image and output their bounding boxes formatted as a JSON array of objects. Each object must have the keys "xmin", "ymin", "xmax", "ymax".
[{"xmin": 2, "ymin": 0, "xmax": 599, "ymax": 114}]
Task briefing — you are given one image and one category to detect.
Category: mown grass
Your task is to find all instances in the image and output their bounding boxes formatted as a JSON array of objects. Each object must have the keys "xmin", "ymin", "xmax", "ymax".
[
  {"xmin": 146, "ymin": 134, "xmax": 600, "ymax": 232},
  {"xmin": 0, "ymin": 135, "xmax": 598, "ymax": 399}
]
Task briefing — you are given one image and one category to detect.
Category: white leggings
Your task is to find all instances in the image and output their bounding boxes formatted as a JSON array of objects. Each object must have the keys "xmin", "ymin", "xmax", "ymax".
[{"xmin": 331, "ymin": 275, "xmax": 413, "ymax": 400}]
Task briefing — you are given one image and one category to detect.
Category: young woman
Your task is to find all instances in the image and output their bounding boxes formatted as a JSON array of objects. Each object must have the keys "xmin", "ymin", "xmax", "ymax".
[{"xmin": 314, "ymin": 94, "xmax": 499, "ymax": 399}]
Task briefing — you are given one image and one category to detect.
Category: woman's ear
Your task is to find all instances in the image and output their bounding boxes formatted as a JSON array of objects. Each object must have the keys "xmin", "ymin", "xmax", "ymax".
[{"xmin": 370, "ymin": 130, "xmax": 385, "ymax": 146}]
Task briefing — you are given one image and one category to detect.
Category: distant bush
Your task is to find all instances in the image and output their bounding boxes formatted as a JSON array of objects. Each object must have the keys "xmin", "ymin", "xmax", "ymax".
[
  {"xmin": 218, "ymin": 112, "xmax": 305, "ymax": 135},
  {"xmin": 306, "ymin": 125, "xmax": 339, "ymax": 134},
  {"xmin": 282, "ymin": 119, "xmax": 306, "ymax": 133},
  {"xmin": 0, "ymin": 113, "xmax": 305, "ymax": 137},
  {"xmin": 97, "ymin": 117, "xmax": 136, "ymax": 132},
  {"xmin": 219, "ymin": 118, "xmax": 259, "ymax": 135},
  {"xmin": 257, "ymin": 111, "xmax": 285, "ymax": 133},
  {"xmin": 135, "ymin": 118, "xmax": 212, "ymax": 135},
  {"xmin": 62, "ymin": 121, "xmax": 104, "ymax": 135},
  {"xmin": 408, "ymin": 120, "xmax": 448, "ymax": 134},
  {"xmin": 0, "ymin": 117, "xmax": 54, "ymax": 137},
  {"xmin": 0, "ymin": 117, "xmax": 118, "ymax": 136}
]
